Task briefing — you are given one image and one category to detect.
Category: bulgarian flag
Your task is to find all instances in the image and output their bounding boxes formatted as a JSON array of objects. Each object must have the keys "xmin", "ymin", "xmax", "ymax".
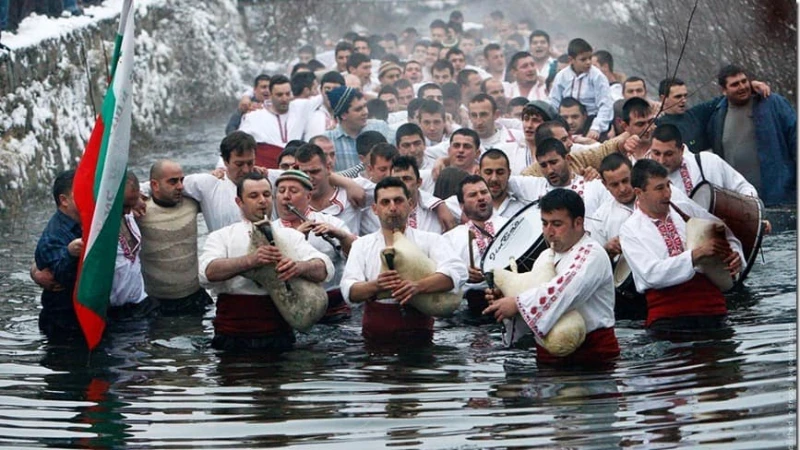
[{"xmin": 72, "ymin": 0, "xmax": 135, "ymax": 350}]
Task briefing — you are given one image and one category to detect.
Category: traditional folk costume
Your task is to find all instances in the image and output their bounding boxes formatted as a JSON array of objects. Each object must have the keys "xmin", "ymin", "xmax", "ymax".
[
  {"xmin": 505, "ymin": 234, "xmax": 619, "ymax": 365},
  {"xmin": 238, "ymin": 96, "xmax": 323, "ymax": 168},
  {"xmin": 443, "ymin": 213, "xmax": 508, "ymax": 313},
  {"xmin": 199, "ymin": 221, "xmax": 333, "ymax": 351},
  {"xmin": 668, "ymin": 147, "xmax": 758, "ymax": 198},
  {"xmin": 619, "ymin": 199, "xmax": 745, "ymax": 330},
  {"xmin": 508, "ymin": 173, "xmax": 613, "ymax": 219},
  {"xmin": 273, "ymin": 209, "xmax": 353, "ymax": 323},
  {"xmin": 108, "ymin": 213, "xmax": 158, "ymax": 321},
  {"xmin": 340, "ymin": 228, "xmax": 467, "ymax": 344}
]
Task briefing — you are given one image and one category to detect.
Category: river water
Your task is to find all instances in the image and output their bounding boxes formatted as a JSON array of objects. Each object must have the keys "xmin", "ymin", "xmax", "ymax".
[{"xmin": 0, "ymin": 113, "xmax": 795, "ymax": 449}]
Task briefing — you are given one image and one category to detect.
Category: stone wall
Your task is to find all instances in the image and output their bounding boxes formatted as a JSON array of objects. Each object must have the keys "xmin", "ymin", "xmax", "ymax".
[{"xmin": 0, "ymin": 0, "xmax": 258, "ymax": 215}]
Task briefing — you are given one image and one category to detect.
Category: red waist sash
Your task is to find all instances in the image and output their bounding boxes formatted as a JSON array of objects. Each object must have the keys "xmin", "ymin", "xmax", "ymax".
[
  {"xmin": 362, "ymin": 300, "xmax": 434, "ymax": 342},
  {"xmin": 255, "ymin": 143, "xmax": 283, "ymax": 169},
  {"xmin": 214, "ymin": 293, "xmax": 292, "ymax": 337},
  {"xmin": 325, "ymin": 288, "xmax": 351, "ymax": 318},
  {"xmin": 535, "ymin": 327, "xmax": 619, "ymax": 365},
  {"xmin": 464, "ymin": 289, "xmax": 488, "ymax": 313},
  {"xmin": 644, "ymin": 273, "xmax": 727, "ymax": 327}
]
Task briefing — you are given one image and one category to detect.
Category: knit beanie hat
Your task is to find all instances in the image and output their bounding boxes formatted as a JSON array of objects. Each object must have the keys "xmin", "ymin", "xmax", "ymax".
[
  {"xmin": 526, "ymin": 100, "xmax": 558, "ymax": 122},
  {"xmin": 275, "ymin": 169, "xmax": 313, "ymax": 190},
  {"xmin": 378, "ymin": 61, "xmax": 402, "ymax": 79},
  {"xmin": 326, "ymin": 86, "xmax": 358, "ymax": 119}
]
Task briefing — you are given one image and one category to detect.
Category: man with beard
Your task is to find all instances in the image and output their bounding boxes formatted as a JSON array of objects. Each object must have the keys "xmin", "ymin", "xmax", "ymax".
[
  {"xmin": 483, "ymin": 189, "xmax": 619, "ymax": 365},
  {"xmin": 238, "ymin": 75, "xmax": 323, "ymax": 168},
  {"xmin": 341, "ymin": 177, "xmax": 466, "ymax": 345},
  {"xmin": 522, "ymin": 120, "xmax": 626, "ymax": 178},
  {"xmin": 272, "ymin": 170, "xmax": 356, "ymax": 323},
  {"xmin": 509, "ymin": 138, "xmax": 612, "ymax": 221},
  {"xmin": 136, "ymin": 160, "xmax": 212, "ymax": 315},
  {"xmin": 199, "ymin": 173, "xmax": 333, "ymax": 351},
  {"xmin": 444, "ymin": 175, "xmax": 509, "ymax": 314}
]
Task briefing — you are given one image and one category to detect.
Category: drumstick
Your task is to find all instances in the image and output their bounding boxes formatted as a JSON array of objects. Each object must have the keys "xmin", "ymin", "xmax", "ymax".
[{"xmin": 468, "ymin": 230, "xmax": 476, "ymax": 268}]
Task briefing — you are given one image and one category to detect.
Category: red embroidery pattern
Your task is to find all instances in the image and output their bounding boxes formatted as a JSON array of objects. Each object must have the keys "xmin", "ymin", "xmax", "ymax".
[
  {"xmin": 679, "ymin": 161, "xmax": 693, "ymax": 195},
  {"xmin": 469, "ymin": 221, "xmax": 496, "ymax": 256},
  {"xmin": 570, "ymin": 176, "xmax": 586, "ymax": 198},
  {"xmin": 118, "ymin": 216, "xmax": 141, "ymax": 263},
  {"xmin": 408, "ymin": 207, "xmax": 418, "ymax": 229},
  {"xmin": 521, "ymin": 244, "xmax": 593, "ymax": 339},
  {"xmin": 654, "ymin": 215, "xmax": 685, "ymax": 256}
]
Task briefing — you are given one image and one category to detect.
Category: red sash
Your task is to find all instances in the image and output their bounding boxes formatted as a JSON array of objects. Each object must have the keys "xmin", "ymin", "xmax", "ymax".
[
  {"xmin": 535, "ymin": 327, "xmax": 619, "ymax": 365},
  {"xmin": 644, "ymin": 273, "xmax": 727, "ymax": 327},
  {"xmin": 324, "ymin": 289, "xmax": 351, "ymax": 319},
  {"xmin": 214, "ymin": 293, "xmax": 292, "ymax": 337},
  {"xmin": 255, "ymin": 143, "xmax": 283, "ymax": 169},
  {"xmin": 362, "ymin": 300, "xmax": 434, "ymax": 343}
]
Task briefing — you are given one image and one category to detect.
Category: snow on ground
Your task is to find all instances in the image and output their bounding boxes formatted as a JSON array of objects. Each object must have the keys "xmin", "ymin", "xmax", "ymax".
[{"xmin": 4, "ymin": 0, "xmax": 165, "ymax": 50}]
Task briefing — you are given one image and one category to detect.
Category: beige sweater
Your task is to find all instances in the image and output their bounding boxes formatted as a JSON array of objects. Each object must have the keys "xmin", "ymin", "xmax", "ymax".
[
  {"xmin": 137, "ymin": 197, "xmax": 201, "ymax": 299},
  {"xmin": 521, "ymin": 133, "xmax": 628, "ymax": 177}
]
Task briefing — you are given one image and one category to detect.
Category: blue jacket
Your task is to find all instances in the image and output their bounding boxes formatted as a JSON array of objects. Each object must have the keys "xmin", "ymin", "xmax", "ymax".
[{"xmin": 707, "ymin": 94, "xmax": 797, "ymax": 206}]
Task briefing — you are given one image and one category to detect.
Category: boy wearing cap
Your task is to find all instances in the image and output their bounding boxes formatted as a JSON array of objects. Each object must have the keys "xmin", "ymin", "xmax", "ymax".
[{"xmin": 272, "ymin": 170, "xmax": 357, "ymax": 323}]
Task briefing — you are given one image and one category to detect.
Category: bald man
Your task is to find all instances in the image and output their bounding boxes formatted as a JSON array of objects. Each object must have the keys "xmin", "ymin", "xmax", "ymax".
[{"xmin": 135, "ymin": 160, "xmax": 212, "ymax": 315}]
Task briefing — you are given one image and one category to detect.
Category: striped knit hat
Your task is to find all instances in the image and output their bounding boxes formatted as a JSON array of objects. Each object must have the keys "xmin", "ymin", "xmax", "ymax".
[
  {"xmin": 275, "ymin": 169, "xmax": 313, "ymax": 190},
  {"xmin": 326, "ymin": 86, "xmax": 358, "ymax": 118}
]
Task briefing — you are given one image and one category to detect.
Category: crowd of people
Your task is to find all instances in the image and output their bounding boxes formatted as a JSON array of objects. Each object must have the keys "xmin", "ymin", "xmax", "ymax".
[{"xmin": 30, "ymin": 9, "xmax": 796, "ymax": 366}]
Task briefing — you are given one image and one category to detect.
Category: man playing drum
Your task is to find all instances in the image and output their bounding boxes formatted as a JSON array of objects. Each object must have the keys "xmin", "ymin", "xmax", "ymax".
[
  {"xmin": 444, "ymin": 174, "xmax": 509, "ymax": 314},
  {"xmin": 341, "ymin": 177, "xmax": 467, "ymax": 345},
  {"xmin": 199, "ymin": 173, "xmax": 334, "ymax": 351},
  {"xmin": 619, "ymin": 160, "xmax": 744, "ymax": 335},
  {"xmin": 483, "ymin": 189, "xmax": 619, "ymax": 365}
]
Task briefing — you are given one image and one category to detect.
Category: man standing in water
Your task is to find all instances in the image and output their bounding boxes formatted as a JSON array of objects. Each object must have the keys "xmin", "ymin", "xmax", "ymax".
[
  {"xmin": 33, "ymin": 169, "xmax": 83, "ymax": 339},
  {"xmin": 619, "ymin": 159, "xmax": 743, "ymax": 334},
  {"xmin": 483, "ymin": 189, "xmax": 619, "ymax": 365},
  {"xmin": 136, "ymin": 160, "xmax": 212, "ymax": 316},
  {"xmin": 199, "ymin": 173, "xmax": 333, "ymax": 351},
  {"xmin": 341, "ymin": 177, "xmax": 466, "ymax": 345}
]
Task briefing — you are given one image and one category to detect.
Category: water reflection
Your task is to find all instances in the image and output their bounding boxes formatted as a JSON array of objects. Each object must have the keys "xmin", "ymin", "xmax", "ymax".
[{"xmin": 0, "ymin": 113, "xmax": 793, "ymax": 448}]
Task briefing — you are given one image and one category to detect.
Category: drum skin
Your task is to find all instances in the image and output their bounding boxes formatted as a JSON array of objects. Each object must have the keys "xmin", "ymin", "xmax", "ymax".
[
  {"xmin": 690, "ymin": 181, "xmax": 764, "ymax": 285},
  {"xmin": 481, "ymin": 202, "xmax": 546, "ymax": 274},
  {"xmin": 241, "ymin": 222, "xmax": 328, "ymax": 332},
  {"xmin": 686, "ymin": 217, "xmax": 735, "ymax": 292},
  {"xmin": 379, "ymin": 231, "xmax": 463, "ymax": 318}
]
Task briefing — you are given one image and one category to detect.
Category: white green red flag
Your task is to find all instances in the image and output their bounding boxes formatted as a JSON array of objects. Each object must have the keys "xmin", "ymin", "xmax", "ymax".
[{"xmin": 72, "ymin": 0, "xmax": 135, "ymax": 350}]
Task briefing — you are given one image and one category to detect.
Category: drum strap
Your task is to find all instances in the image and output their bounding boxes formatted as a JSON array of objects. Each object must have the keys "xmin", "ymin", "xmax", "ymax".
[{"xmin": 694, "ymin": 153, "xmax": 707, "ymax": 183}]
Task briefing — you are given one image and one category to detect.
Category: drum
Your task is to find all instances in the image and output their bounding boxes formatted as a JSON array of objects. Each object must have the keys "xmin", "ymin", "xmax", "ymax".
[
  {"xmin": 690, "ymin": 181, "xmax": 765, "ymax": 284},
  {"xmin": 481, "ymin": 201, "xmax": 547, "ymax": 274}
]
